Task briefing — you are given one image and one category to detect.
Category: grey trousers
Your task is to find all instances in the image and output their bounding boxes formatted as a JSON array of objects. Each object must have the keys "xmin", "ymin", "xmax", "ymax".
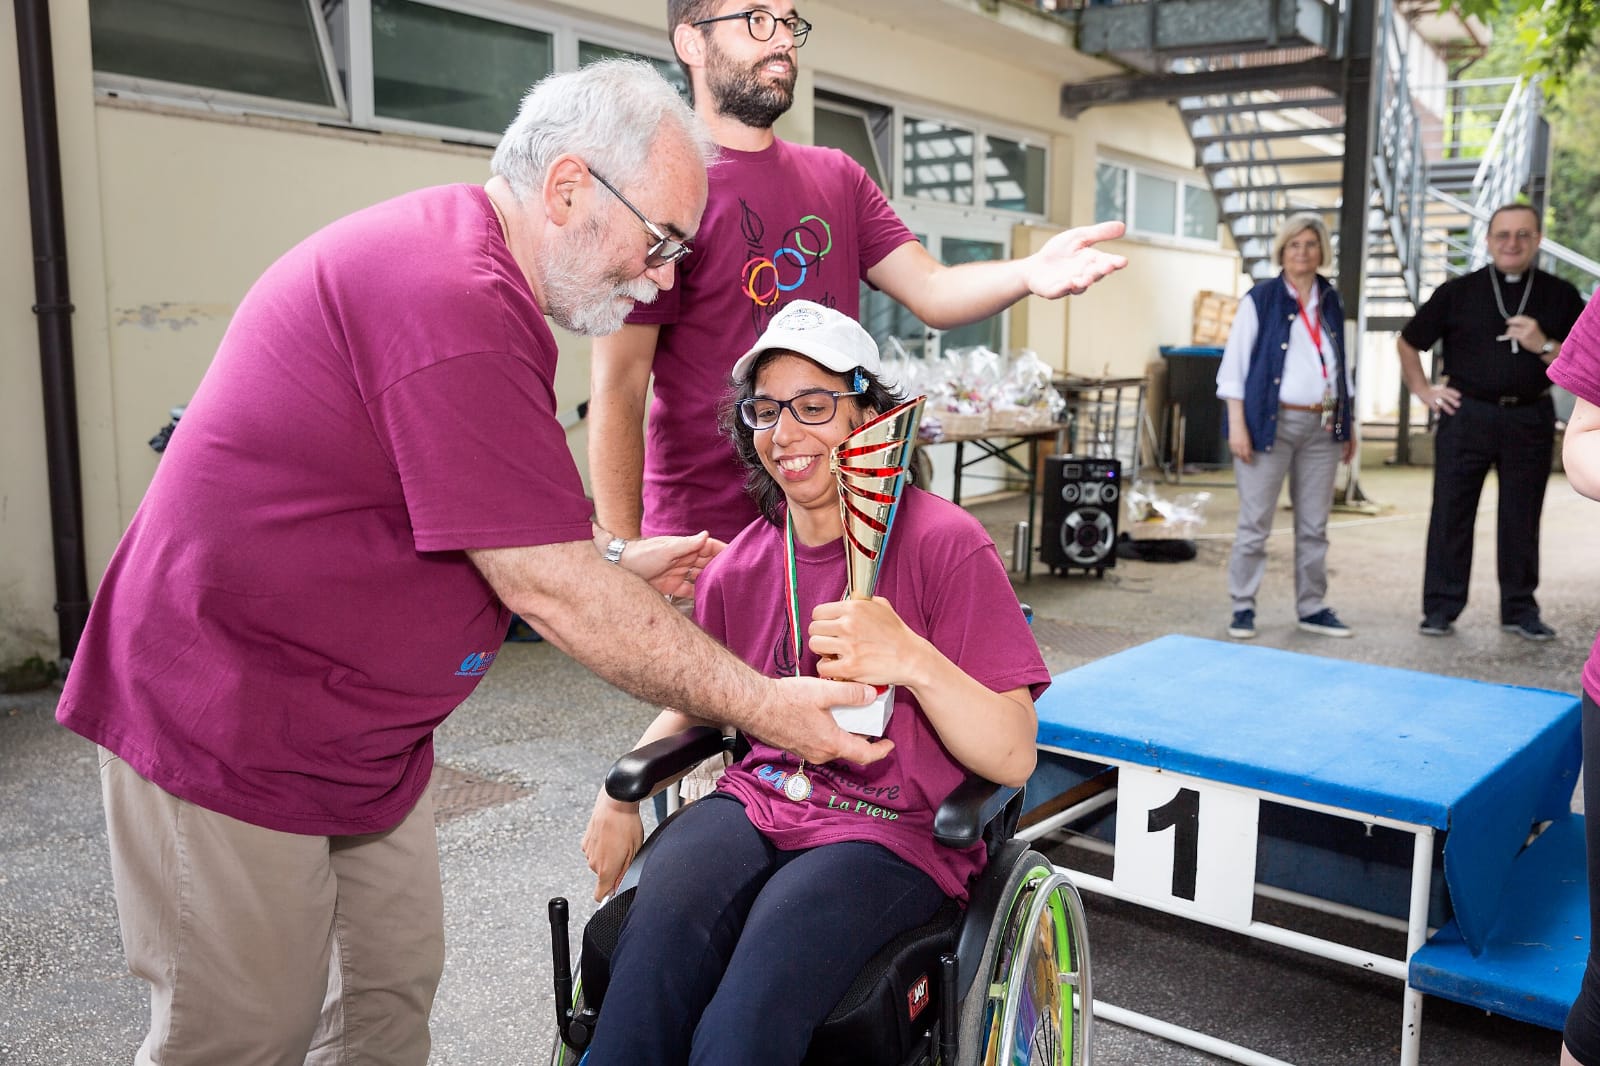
[
  {"xmin": 100, "ymin": 749, "xmax": 445, "ymax": 1066},
  {"xmin": 1227, "ymin": 407, "xmax": 1342, "ymax": 618}
]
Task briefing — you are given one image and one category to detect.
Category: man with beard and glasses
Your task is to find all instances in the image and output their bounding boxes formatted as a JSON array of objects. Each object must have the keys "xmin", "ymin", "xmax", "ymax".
[
  {"xmin": 56, "ymin": 60, "xmax": 888, "ymax": 1066},
  {"xmin": 588, "ymin": 0, "xmax": 1129, "ymax": 545},
  {"xmin": 1398, "ymin": 202, "xmax": 1586, "ymax": 641}
]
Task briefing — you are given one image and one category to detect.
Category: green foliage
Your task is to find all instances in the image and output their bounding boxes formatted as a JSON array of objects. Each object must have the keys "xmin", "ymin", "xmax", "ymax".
[
  {"xmin": 1443, "ymin": 0, "xmax": 1600, "ymax": 89},
  {"xmin": 1547, "ymin": 58, "xmax": 1600, "ymax": 288}
]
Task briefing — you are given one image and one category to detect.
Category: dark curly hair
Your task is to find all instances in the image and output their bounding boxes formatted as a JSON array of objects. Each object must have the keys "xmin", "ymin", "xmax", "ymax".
[{"xmin": 720, "ymin": 349, "xmax": 910, "ymax": 527}]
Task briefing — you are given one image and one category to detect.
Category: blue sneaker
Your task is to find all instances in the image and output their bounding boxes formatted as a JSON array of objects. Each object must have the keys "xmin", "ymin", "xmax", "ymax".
[
  {"xmin": 1228, "ymin": 609, "xmax": 1256, "ymax": 639},
  {"xmin": 1298, "ymin": 608, "xmax": 1353, "ymax": 637}
]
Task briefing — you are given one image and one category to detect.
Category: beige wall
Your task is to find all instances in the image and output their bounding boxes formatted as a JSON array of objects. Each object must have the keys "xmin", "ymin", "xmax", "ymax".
[{"xmin": 1, "ymin": 0, "xmax": 1236, "ymax": 663}]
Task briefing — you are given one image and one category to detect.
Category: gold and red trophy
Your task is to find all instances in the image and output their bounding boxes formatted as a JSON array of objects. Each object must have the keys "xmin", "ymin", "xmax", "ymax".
[{"xmin": 827, "ymin": 395, "xmax": 926, "ymax": 736}]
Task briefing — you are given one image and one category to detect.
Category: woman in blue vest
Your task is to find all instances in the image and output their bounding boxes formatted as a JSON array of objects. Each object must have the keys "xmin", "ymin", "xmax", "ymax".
[{"xmin": 1215, "ymin": 212, "xmax": 1356, "ymax": 640}]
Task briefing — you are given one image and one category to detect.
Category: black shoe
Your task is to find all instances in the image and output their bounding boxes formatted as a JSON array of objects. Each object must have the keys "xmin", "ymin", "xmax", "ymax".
[
  {"xmin": 1501, "ymin": 617, "xmax": 1557, "ymax": 642},
  {"xmin": 1419, "ymin": 614, "xmax": 1454, "ymax": 637},
  {"xmin": 1227, "ymin": 609, "xmax": 1256, "ymax": 640}
]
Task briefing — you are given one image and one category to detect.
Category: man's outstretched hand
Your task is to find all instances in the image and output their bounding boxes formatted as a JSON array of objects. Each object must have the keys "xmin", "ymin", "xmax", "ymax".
[{"xmin": 1026, "ymin": 220, "xmax": 1128, "ymax": 299}]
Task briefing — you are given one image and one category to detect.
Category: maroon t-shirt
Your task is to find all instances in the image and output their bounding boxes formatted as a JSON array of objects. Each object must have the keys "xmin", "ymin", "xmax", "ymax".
[
  {"xmin": 695, "ymin": 488, "xmax": 1050, "ymax": 900},
  {"xmin": 628, "ymin": 139, "xmax": 917, "ymax": 540},
  {"xmin": 58, "ymin": 185, "xmax": 594, "ymax": 835},
  {"xmin": 1548, "ymin": 296, "xmax": 1600, "ymax": 698}
]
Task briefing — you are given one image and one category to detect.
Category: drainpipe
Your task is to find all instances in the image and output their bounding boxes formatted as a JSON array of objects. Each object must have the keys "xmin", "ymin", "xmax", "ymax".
[{"xmin": 14, "ymin": 0, "xmax": 90, "ymax": 666}]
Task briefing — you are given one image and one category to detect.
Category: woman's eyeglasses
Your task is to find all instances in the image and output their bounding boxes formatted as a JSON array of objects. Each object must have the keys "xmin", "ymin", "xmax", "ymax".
[{"xmin": 738, "ymin": 389, "xmax": 861, "ymax": 430}]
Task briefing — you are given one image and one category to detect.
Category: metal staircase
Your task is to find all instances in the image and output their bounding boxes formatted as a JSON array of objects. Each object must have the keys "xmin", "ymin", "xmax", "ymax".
[{"xmin": 1054, "ymin": 0, "xmax": 1598, "ymax": 329}]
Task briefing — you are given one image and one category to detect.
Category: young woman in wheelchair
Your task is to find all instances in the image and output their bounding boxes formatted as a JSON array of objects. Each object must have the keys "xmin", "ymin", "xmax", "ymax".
[{"xmin": 578, "ymin": 300, "xmax": 1049, "ymax": 1066}]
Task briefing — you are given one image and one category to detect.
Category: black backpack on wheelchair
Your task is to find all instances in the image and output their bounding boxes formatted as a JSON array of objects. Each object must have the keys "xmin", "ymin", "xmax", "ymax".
[{"xmin": 547, "ymin": 726, "xmax": 1093, "ymax": 1065}]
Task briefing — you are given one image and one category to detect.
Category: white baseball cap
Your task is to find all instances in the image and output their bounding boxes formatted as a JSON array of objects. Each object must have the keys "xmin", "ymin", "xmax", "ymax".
[{"xmin": 730, "ymin": 300, "xmax": 882, "ymax": 385}]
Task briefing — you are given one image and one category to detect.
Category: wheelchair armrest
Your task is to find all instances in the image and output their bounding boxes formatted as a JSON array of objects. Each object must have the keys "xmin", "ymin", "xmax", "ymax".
[
  {"xmin": 933, "ymin": 776, "xmax": 1021, "ymax": 849},
  {"xmin": 605, "ymin": 726, "xmax": 734, "ymax": 803}
]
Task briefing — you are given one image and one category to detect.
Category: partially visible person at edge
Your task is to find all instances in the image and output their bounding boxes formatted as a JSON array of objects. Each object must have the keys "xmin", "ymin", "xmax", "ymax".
[
  {"xmin": 587, "ymin": 0, "xmax": 1128, "ymax": 544},
  {"xmin": 579, "ymin": 301, "xmax": 1046, "ymax": 1064},
  {"xmin": 1547, "ymin": 297, "xmax": 1600, "ymax": 1066},
  {"xmin": 1215, "ymin": 212, "xmax": 1356, "ymax": 642},
  {"xmin": 54, "ymin": 61, "xmax": 884, "ymax": 1066},
  {"xmin": 1397, "ymin": 202, "xmax": 1586, "ymax": 641}
]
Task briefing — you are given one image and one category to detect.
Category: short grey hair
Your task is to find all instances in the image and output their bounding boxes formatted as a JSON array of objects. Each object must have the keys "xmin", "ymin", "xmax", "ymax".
[
  {"xmin": 1272, "ymin": 212, "xmax": 1333, "ymax": 267},
  {"xmin": 491, "ymin": 59, "xmax": 717, "ymax": 201}
]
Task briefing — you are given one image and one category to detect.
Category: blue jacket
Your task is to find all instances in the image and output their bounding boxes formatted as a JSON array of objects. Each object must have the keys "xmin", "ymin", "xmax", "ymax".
[{"xmin": 1238, "ymin": 273, "xmax": 1352, "ymax": 452}]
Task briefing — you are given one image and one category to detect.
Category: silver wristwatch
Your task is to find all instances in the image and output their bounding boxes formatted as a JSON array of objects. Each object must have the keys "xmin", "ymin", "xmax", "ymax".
[
  {"xmin": 1541, "ymin": 339, "xmax": 1556, "ymax": 355},
  {"xmin": 603, "ymin": 536, "xmax": 627, "ymax": 564}
]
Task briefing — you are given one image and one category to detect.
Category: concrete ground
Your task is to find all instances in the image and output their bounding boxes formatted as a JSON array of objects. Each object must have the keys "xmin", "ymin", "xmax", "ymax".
[{"xmin": 2, "ymin": 438, "xmax": 1595, "ymax": 1065}]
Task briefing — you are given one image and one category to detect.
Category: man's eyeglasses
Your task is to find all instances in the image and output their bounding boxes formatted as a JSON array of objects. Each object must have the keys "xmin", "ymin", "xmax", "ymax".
[
  {"xmin": 692, "ymin": 9, "xmax": 812, "ymax": 46},
  {"xmin": 1490, "ymin": 229, "xmax": 1537, "ymax": 244},
  {"xmin": 588, "ymin": 169, "xmax": 692, "ymax": 268},
  {"xmin": 738, "ymin": 389, "xmax": 860, "ymax": 430}
]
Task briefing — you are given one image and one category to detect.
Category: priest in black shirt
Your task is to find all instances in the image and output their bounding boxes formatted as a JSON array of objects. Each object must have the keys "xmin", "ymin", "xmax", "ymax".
[{"xmin": 1398, "ymin": 203, "xmax": 1587, "ymax": 640}]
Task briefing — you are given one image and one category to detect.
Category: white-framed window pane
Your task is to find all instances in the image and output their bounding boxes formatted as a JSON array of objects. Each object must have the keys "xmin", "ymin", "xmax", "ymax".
[
  {"xmin": 1095, "ymin": 162, "xmax": 1127, "ymax": 224},
  {"xmin": 816, "ymin": 105, "xmax": 886, "ymax": 190},
  {"xmin": 89, "ymin": 0, "xmax": 336, "ymax": 106},
  {"xmin": 939, "ymin": 238, "xmax": 1006, "ymax": 351},
  {"xmin": 372, "ymin": 0, "xmax": 552, "ymax": 134},
  {"xmin": 1134, "ymin": 172, "xmax": 1178, "ymax": 235},
  {"xmin": 578, "ymin": 40, "xmax": 687, "ymax": 99},
  {"xmin": 984, "ymin": 135, "xmax": 1045, "ymax": 214},
  {"xmin": 1183, "ymin": 183, "xmax": 1218, "ymax": 240},
  {"xmin": 903, "ymin": 118, "xmax": 975, "ymax": 205}
]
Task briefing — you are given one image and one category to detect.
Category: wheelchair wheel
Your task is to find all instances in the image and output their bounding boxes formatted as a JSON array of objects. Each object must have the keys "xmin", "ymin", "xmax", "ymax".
[{"xmin": 960, "ymin": 852, "xmax": 1093, "ymax": 1065}]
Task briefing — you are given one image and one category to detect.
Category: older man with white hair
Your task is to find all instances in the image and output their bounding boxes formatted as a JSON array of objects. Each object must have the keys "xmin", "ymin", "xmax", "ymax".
[{"xmin": 56, "ymin": 60, "xmax": 884, "ymax": 1066}]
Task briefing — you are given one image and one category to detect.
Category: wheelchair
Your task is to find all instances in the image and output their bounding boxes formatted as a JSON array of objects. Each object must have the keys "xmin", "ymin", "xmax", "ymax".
[{"xmin": 547, "ymin": 726, "xmax": 1094, "ymax": 1065}]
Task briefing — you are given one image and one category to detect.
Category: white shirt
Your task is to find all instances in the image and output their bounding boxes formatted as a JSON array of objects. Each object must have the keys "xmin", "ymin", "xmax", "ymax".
[{"xmin": 1215, "ymin": 280, "xmax": 1353, "ymax": 406}]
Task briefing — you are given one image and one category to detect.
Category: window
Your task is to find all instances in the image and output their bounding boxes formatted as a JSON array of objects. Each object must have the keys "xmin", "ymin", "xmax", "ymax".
[
  {"xmin": 90, "ymin": 0, "xmax": 341, "ymax": 111},
  {"xmin": 984, "ymin": 135, "xmax": 1045, "ymax": 215},
  {"xmin": 1095, "ymin": 162, "xmax": 1128, "ymax": 224},
  {"xmin": 1183, "ymin": 184, "xmax": 1219, "ymax": 241},
  {"xmin": 578, "ymin": 40, "xmax": 687, "ymax": 99},
  {"xmin": 903, "ymin": 118, "xmax": 977, "ymax": 206},
  {"xmin": 88, "ymin": 1, "xmax": 684, "ymax": 144},
  {"xmin": 1096, "ymin": 160, "xmax": 1218, "ymax": 245},
  {"xmin": 814, "ymin": 93, "xmax": 890, "ymax": 190},
  {"xmin": 371, "ymin": 0, "xmax": 552, "ymax": 136}
]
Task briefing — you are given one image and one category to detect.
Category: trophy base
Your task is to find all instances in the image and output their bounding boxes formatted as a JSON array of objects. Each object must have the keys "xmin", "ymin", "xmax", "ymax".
[{"xmin": 830, "ymin": 685, "xmax": 894, "ymax": 737}]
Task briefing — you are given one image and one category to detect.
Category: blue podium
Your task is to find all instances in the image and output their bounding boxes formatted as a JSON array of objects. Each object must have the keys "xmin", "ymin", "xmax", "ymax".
[{"xmin": 1024, "ymin": 635, "xmax": 1585, "ymax": 1065}]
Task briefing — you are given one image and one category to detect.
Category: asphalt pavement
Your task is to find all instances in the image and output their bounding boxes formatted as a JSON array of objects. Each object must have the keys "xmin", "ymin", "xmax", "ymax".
[{"xmin": 2, "ymin": 439, "xmax": 1593, "ymax": 1064}]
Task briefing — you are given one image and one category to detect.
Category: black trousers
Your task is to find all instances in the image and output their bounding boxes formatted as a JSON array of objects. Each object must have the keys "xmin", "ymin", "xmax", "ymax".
[{"xmin": 1423, "ymin": 394, "xmax": 1554, "ymax": 624}]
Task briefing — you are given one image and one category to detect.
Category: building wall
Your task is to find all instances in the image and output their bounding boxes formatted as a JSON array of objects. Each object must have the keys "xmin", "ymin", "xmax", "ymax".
[{"xmin": 1, "ymin": 0, "xmax": 1234, "ymax": 662}]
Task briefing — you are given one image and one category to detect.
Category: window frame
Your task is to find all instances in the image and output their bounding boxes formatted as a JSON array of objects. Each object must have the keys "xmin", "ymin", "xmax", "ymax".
[
  {"xmin": 92, "ymin": 0, "xmax": 349, "ymax": 124},
  {"xmin": 91, "ymin": 0, "xmax": 682, "ymax": 147}
]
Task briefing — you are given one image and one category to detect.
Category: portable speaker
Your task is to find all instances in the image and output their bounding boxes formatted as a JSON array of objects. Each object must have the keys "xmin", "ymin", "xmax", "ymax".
[{"xmin": 1040, "ymin": 456, "xmax": 1121, "ymax": 576}]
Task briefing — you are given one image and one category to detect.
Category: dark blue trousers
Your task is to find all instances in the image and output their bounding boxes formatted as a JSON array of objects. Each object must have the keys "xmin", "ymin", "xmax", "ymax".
[
  {"xmin": 1423, "ymin": 395, "xmax": 1553, "ymax": 624},
  {"xmin": 584, "ymin": 794, "xmax": 945, "ymax": 1066}
]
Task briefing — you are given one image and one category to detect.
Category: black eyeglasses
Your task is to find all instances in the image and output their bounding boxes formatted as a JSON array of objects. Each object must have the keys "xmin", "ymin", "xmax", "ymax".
[
  {"xmin": 692, "ymin": 9, "xmax": 812, "ymax": 47},
  {"xmin": 588, "ymin": 169, "xmax": 693, "ymax": 268},
  {"xmin": 738, "ymin": 389, "xmax": 860, "ymax": 430}
]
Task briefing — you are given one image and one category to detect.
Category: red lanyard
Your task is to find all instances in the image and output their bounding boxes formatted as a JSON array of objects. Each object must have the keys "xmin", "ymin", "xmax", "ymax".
[{"xmin": 1295, "ymin": 293, "xmax": 1330, "ymax": 381}]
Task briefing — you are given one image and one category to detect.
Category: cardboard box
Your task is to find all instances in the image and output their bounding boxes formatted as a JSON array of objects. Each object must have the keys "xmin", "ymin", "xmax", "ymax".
[{"xmin": 1192, "ymin": 290, "xmax": 1239, "ymax": 346}]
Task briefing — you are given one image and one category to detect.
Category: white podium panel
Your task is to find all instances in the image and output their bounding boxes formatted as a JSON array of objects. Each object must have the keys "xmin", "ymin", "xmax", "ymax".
[{"xmin": 1112, "ymin": 766, "xmax": 1261, "ymax": 929}]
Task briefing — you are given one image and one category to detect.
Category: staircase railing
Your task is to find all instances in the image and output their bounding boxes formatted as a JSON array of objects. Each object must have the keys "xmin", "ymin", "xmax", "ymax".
[
  {"xmin": 1464, "ymin": 76, "xmax": 1544, "ymax": 267},
  {"xmin": 1369, "ymin": 0, "xmax": 1426, "ymax": 308}
]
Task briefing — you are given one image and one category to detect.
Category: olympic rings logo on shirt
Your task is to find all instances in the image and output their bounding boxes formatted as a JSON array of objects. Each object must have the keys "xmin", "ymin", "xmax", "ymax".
[{"xmin": 742, "ymin": 215, "xmax": 833, "ymax": 306}]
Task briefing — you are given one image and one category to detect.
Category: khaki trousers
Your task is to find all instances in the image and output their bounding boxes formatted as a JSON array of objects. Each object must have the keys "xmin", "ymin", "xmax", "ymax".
[{"xmin": 99, "ymin": 749, "xmax": 445, "ymax": 1066}]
